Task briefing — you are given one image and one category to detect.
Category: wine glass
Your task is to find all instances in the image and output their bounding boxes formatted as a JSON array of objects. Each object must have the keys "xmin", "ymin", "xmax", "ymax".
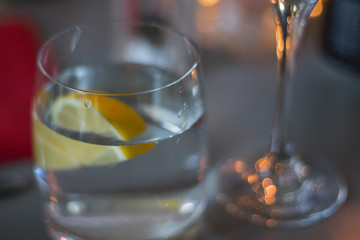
[{"xmin": 215, "ymin": 0, "xmax": 348, "ymax": 228}]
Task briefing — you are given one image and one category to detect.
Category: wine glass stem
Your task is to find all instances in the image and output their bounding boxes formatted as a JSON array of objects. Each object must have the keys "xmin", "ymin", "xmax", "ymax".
[
  {"xmin": 269, "ymin": 1, "xmax": 317, "ymax": 155},
  {"xmin": 271, "ymin": 20, "xmax": 289, "ymax": 154}
]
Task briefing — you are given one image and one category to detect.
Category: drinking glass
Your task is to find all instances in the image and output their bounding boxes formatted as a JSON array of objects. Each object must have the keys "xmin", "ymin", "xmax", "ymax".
[
  {"xmin": 32, "ymin": 21, "xmax": 207, "ymax": 240},
  {"xmin": 216, "ymin": 0, "xmax": 347, "ymax": 228}
]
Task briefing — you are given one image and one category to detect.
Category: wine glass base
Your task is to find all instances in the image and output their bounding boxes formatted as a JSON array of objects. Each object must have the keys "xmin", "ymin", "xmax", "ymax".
[{"xmin": 214, "ymin": 143, "xmax": 348, "ymax": 228}]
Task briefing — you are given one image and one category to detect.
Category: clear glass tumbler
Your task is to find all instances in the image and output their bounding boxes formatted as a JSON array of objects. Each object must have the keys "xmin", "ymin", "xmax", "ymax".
[{"xmin": 32, "ymin": 22, "xmax": 207, "ymax": 240}]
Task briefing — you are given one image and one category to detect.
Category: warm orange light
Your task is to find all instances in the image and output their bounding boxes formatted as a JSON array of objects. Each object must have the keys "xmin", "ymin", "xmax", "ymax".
[
  {"xmin": 310, "ymin": 0, "xmax": 323, "ymax": 18},
  {"xmin": 278, "ymin": 39, "xmax": 284, "ymax": 52},
  {"xmin": 194, "ymin": 0, "xmax": 219, "ymax": 39},
  {"xmin": 286, "ymin": 36, "xmax": 291, "ymax": 50},
  {"xmin": 191, "ymin": 69, "xmax": 198, "ymax": 79},
  {"xmin": 265, "ymin": 185, "xmax": 277, "ymax": 196},
  {"xmin": 260, "ymin": 159, "xmax": 271, "ymax": 171},
  {"xmin": 275, "ymin": 24, "xmax": 284, "ymax": 60},
  {"xmin": 198, "ymin": 0, "xmax": 219, "ymax": 7},
  {"xmin": 49, "ymin": 196, "xmax": 58, "ymax": 203},
  {"xmin": 256, "ymin": 156, "xmax": 272, "ymax": 172},
  {"xmin": 262, "ymin": 178, "xmax": 273, "ymax": 189},
  {"xmin": 234, "ymin": 161, "xmax": 245, "ymax": 173},
  {"xmin": 265, "ymin": 195, "xmax": 276, "ymax": 205},
  {"xmin": 60, "ymin": 237, "xmax": 68, "ymax": 240},
  {"xmin": 248, "ymin": 174, "xmax": 259, "ymax": 184}
]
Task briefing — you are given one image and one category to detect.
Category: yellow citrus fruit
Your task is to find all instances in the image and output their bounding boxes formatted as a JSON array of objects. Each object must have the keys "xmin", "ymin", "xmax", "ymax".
[
  {"xmin": 50, "ymin": 94, "xmax": 147, "ymax": 141},
  {"xmin": 33, "ymin": 92, "xmax": 154, "ymax": 170}
]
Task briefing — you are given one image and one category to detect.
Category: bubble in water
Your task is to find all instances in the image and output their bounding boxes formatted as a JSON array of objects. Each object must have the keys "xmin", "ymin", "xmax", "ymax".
[
  {"xmin": 192, "ymin": 86, "xmax": 199, "ymax": 96},
  {"xmin": 183, "ymin": 103, "xmax": 188, "ymax": 110},
  {"xmin": 84, "ymin": 99, "xmax": 92, "ymax": 108},
  {"xmin": 183, "ymin": 154, "xmax": 200, "ymax": 170},
  {"xmin": 180, "ymin": 202, "xmax": 195, "ymax": 215},
  {"xmin": 67, "ymin": 201, "xmax": 86, "ymax": 215},
  {"xmin": 178, "ymin": 86, "xmax": 185, "ymax": 94},
  {"xmin": 182, "ymin": 120, "xmax": 189, "ymax": 129},
  {"xmin": 177, "ymin": 110, "xmax": 183, "ymax": 118}
]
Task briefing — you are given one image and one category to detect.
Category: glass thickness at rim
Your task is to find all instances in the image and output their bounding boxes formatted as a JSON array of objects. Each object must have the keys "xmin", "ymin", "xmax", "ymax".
[{"xmin": 37, "ymin": 21, "xmax": 200, "ymax": 96}]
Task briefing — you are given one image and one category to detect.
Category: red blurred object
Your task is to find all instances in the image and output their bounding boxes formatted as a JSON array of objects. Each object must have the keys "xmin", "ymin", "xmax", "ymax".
[{"xmin": 0, "ymin": 16, "xmax": 40, "ymax": 164}]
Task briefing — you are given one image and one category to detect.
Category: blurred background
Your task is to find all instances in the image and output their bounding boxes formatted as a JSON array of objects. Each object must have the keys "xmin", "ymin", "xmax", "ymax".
[{"xmin": 0, "ymin": 0, "xmax": 360, "ymax": 239}]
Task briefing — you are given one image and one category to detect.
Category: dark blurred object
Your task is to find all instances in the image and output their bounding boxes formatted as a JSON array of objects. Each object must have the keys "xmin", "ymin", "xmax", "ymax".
[
  {"xmin": 0, "ymin": 171, "xmax": 31, "ymax": 197},
  {"xmin": 324, "ymin": 0, "xmax": 360, "ymax": 71},
  {"xmin": 0, "ymin": 16, "xmax": 39, "ymax": 164}
]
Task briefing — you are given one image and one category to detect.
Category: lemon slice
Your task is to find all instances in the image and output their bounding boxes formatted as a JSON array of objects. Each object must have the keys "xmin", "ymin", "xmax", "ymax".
[
  {"xmin": 33, "ymin": 93, "xmax": 154, "ymax": 170},
  {"xmin": 50, "ymin": 94, "xmax": 147, "ymax": 141}
]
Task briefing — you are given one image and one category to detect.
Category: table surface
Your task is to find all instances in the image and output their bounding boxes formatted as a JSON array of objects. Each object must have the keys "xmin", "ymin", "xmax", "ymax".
[{"xmin": 1, "ymin": 1, "xmax": 360, "ymax": 239}]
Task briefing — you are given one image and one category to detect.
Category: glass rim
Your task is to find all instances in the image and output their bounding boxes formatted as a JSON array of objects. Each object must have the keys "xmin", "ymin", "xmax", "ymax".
[{"xmin": 37, "ymin": 21, "xmax": 200, "ymax": 96}]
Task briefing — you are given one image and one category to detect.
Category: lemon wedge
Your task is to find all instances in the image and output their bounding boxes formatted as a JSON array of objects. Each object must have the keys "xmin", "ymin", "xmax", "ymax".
[
  {"xmin": 50, "ymin": 94, "xmax": 147, "ymax": 141},
  {"xmin": 33, "ymin": 93, "xmax": 154, "ymax": 170}
]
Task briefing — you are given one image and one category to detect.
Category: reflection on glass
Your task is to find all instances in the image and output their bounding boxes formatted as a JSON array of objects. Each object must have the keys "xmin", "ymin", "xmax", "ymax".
[{"xmin": 310, "ymin": 0, "xmax": 323, "ymax": 17}]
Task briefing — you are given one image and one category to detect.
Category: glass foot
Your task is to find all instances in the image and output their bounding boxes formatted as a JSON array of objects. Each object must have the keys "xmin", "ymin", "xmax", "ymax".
[{"xmin": 215, "ymin": 143, "xmax": 348, "ymax": 228}]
